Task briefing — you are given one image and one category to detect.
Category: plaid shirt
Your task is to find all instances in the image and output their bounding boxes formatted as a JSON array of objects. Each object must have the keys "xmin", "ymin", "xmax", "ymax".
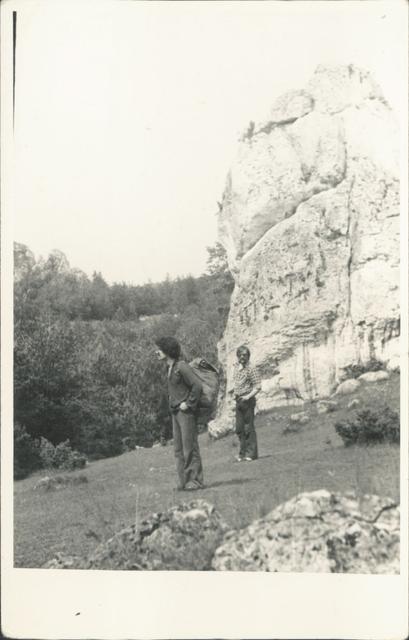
[{"xmin": 233, "ymin": 363, "xmax": 261, "ymax": 397}]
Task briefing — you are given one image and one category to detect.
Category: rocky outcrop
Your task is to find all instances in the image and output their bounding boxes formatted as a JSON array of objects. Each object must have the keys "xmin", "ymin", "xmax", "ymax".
[
  {"xmin": 210, "ymin": 65, "xmax": 399, "ymax": 437},
  {"xmin": 212, "ymin": 490, "xmax": 400, "ymax": 573},
  {"xmin": 43, "ymin": 500, "xmax": 230, "ymax": 570},
  {"xmin": 43, "ymin": 492, "xmax": 399, "ymax": 574}
]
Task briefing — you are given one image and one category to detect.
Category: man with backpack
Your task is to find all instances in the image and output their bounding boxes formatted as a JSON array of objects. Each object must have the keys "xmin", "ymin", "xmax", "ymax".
[{"xmin": 155, "ymin": 336, "xmax": 204, "ymax": 491}]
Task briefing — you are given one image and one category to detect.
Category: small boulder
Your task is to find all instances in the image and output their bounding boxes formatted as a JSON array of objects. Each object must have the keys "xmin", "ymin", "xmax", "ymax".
[
  {"xmin": 290, "ymin": 412, "xmax": 310, "ymax": 424},
  {"xmin": 386, "ymin": 356, "xmax": 400, "ymax": 372},
  {"xmin": 347, "ymin": 398, "xmax": 361, "ymax": 410},
  {"xmin": 83, "ymin": 500, "xmax": 230, "ymax": 571},
  {"xmin": 43, "ymin": 552, "xmax": 84, "ymax": 569},
  {"xmin": 334, "ymin": 379, "xmax": 361, "ymax": 396},
  {"xmin": 34, "ymin": 474, "xmax": 88, "ymax": 491},
  {"xmin": 212, "ymin": 490, "xmax": 399, "ymax": 573},
  {"xmin": 282, "ymin": 423, "xmax": 302, "ymax": 435},
  {"xmin": 358, "ymin": 370, "xmax": 389, "ymax": 383},
  {"xmin": 316, "ymin": 401, "xmax": 338, "ymax": 414}
]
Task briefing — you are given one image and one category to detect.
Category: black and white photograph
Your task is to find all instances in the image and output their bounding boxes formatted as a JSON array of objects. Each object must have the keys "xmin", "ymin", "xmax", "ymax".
[{"xmin": 1, "ymin": 0, "xmax": 408, "ymax": 638}]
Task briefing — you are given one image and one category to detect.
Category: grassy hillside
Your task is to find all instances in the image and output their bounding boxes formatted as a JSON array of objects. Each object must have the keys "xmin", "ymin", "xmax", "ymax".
[{"xmin": 14, "ymin": 374, "xmax": 400, "ymax": 568}]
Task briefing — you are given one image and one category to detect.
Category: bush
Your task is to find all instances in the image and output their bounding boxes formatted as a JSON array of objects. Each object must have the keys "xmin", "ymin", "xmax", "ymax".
[
  {"xmin": 38, "ymin": 437, "xmax": 56, "ymax": 468},
  {"xmin": 53, "ymin": 441, "xmax": 88, "ymax": 470},
  {"xmin": 38, "ymin": 437, "xmax": 87, "ymax": 470},
  {"xmin": 335, "ymin": 405, "xmax": 400, "ymax": 446},
  {"xmin": 341, "ymin": 359, "xmax": 384, "ymax": 380},
  {"xmin": 14, "ymin": 424, "xmax": 42, "ymax": 479}
]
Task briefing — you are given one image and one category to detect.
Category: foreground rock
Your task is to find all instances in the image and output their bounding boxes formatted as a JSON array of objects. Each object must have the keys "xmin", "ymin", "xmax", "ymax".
[
  {"xmin": 334, "ymin": 379, "xmax": 361, "ymax": 396},
  {"xmin": 44, "ymin": 492, "xmax": 399, "ymax": 574},
  {"xmin": 210, "ymin": 64, "xmax": 399, "ymax": 437},
  {"xmin": 358, "ymin": 370, "xmax": 390, "ymax": 383},
  {"xmin": 44, "ymin": 500, "xmax": 230, "ymax": 571},
  {"xmin": 34, "ymin": 474, "xmax": 88, "ymax": 491},
  {"xmin": 212, "ymin": 490, "xmax": 399, "ymax": 573}
]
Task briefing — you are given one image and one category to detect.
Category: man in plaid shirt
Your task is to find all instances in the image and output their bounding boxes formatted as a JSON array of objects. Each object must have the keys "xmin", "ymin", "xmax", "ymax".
[{"xmin": 232, "ymin": 345, "xmax": 261, "ymax": 461}]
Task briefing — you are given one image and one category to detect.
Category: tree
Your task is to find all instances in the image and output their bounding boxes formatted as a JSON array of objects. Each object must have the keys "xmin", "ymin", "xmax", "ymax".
[
  {"xmin": 14, "ymin": 314, "xmax": 86, "ymax": 444},
  {"xmin": 205, "ymin": 242, "xmax": 230, "ymax": 276}
]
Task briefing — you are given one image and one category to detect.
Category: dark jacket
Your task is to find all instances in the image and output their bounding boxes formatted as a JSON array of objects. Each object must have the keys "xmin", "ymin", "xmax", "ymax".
[{"xmin": 167, "ymin": 360, "xmax": 202, "ymax": 414}]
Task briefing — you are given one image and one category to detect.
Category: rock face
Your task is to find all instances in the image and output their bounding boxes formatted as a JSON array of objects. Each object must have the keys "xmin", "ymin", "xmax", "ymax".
[
  {"xmin": 212, "ymin": 490, "xmax": 400, "ymax": 573},
  {"xmin": 44, "ymin": 500, "xmax": 230, "ymax": 571},
  {"xmin": 210, "ymin": 65, "xmax": 399, "ymax": 437}
]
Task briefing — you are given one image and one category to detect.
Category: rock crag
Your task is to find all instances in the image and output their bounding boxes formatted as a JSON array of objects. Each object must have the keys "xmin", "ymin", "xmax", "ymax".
[
  {"xmin": 210, "ymin": 65, "xmax": 399, "ymax": 437},
  {"xmin": 43, "ymin": 500, "xmax": 230, "ymax": 571},
  {"xmin": 212, "ymin": 490, "xmax": 400, "ymax": 573},
  {"xmin": 44, "ymin": 492, "xmax": 399, "ymax": 574}
]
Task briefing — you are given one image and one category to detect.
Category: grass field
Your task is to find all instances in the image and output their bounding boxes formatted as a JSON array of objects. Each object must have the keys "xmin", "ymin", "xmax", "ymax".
[{"xmin": 14, "ymin": 373, "xmax": 400, "ymax": 568}]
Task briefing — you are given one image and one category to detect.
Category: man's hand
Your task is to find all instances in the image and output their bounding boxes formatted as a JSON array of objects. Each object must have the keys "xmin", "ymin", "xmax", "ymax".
[{"xmin": 179, "ymin": 401, "xmax": 189, "ymax": 412}]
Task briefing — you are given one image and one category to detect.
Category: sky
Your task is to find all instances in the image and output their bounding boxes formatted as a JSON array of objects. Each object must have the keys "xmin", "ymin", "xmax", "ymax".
[{"xmin": 11, "ymin": 0, "xmax": 406, "ymax": 285}]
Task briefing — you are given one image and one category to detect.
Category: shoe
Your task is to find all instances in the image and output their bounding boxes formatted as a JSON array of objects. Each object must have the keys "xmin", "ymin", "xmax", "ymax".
[
  {"xmin": 235, "ymin": 456, "xmax": 244, "ymax": 462},
  {"xmin": 244, "ymin": 457, "xmax": 254, "ymax": 461},
  {"xmin": 185, "ymin": 481, "xmax": 202, "ymax": 491}
]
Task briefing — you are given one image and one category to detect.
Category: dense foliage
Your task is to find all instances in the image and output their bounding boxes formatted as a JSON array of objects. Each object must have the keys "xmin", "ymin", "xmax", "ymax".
[
  {"xmin": 14, "ymin": 242, "xmax": 234, "ymax": 478},
  {"xmin": 335, "ymin": 406, "xmax": 400, "ymax": 446}
]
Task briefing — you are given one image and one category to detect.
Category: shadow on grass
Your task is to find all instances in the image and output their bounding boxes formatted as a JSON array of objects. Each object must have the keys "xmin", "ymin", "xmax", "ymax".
[{"xmin": 203, "ymin": 477, "xmax": 253, "ymax": 489}]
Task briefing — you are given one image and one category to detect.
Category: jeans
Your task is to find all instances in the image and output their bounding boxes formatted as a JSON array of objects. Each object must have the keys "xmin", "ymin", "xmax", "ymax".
[
  {"xmin": 172, "ymin": 410, "xmax": 204, "ymax": 488},
  {"xmin": 235, "ymin": 396, "xmax": 258, "ymax": 460}
]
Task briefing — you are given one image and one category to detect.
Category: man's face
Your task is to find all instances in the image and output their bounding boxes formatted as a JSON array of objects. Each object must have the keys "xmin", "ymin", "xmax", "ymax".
[
  {"xmin": 237, "ymin": 349, "xmax": 249, "ymax": 365},
  {"xmin": 155, "ymin": 348, "xmax": 167, "ymax": 361}
]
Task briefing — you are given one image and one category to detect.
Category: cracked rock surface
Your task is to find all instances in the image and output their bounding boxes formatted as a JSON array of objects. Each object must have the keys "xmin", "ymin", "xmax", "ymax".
[
  {"xmin": 212, "ymin": 490, "xmax": 400, "ymax": 573},
  {"xmin": 211, "ymin": 65, "xmax": 399, "ymax": 437},
  {"xmin": 43, "ymin": 500, "xmax": 230, "ymax": 571},
  {"xmin": 43, "ymin": 492, "xmax": 399, "ymax": 574}
]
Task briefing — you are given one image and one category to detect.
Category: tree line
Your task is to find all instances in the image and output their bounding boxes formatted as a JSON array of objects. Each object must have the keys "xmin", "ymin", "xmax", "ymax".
[{"xmin": 14, "ymin": 242, "xmax": 234, "ymax": 478}]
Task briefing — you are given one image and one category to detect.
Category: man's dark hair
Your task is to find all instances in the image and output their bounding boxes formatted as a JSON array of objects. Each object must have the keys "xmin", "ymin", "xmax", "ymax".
[
  {"xmin": 236, "ymin": 345, "xmax": 250, "ymax": 357},
  {"xmin": 155, "ymin": 336, "xmax": 181, "ymax": 360}
]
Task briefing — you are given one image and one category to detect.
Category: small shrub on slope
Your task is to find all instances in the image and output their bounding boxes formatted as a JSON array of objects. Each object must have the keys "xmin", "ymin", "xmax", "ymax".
[
  {"xmin": 38, "ymin": 438, "xmax": 87, "ymax": 471},
  {"xmin": 335, "ymin": 405, "xmax": 400, "ymax": 446}
]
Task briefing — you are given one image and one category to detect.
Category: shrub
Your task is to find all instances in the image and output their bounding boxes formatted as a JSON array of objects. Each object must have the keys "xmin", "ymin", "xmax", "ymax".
[
  {"xmin": 38, "ymin": 437, "xmax": 56, "ymax": 468},
  {"xmin": 14, "ymin": 424, "xmax": 42, "ymax": 479},
  {"xmin": 335, "ymin": 405, "xmax": 400, "ymax": 446},
  {"xmin": 38, "ymin": 437, "xmax": 87, "ymax": 470},
  {"xmin": 53, "ymin": 441, "xmax": 88, "ymax": 470},
  {"xmin": 341, "ymin": 359, "xmax": 384, "ymax": 380}
]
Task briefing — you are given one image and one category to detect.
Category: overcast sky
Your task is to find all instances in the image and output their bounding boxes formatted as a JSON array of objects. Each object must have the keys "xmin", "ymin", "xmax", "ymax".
[{"xmin": 12, "ymin": 0, "xmax": 406, "ymax": 285}]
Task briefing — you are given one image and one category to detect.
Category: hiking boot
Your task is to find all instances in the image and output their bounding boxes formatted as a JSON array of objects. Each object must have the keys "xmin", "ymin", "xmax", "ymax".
[
  {"xmin": 244, "ymin": 456, "xmax": 255, "ymax": 461},
  {"xmin": 235, "ymin": 456, "xmax": 244, "ymax": 462}
]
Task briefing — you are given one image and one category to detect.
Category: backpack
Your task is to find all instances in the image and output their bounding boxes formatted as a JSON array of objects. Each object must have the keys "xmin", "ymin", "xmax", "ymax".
[{"xmin": 189, "ymin": 357, "xmax": 220, "ymax": 422}]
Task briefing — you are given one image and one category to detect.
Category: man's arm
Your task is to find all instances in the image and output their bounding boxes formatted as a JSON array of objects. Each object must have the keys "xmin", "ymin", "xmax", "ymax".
[{"xmin": 178, "ymin": 362, "xmax": 202, "ymax": 411}]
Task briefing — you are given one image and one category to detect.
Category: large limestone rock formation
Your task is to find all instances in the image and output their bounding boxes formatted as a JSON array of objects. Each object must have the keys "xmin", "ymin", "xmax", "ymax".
[
  {"xmin": 210, "ymin": 65, "xmax": 399, "ymax": 436},
  {"xmin": 212, "ymin": 490, "xmax": 400, "ymax": 573}
]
